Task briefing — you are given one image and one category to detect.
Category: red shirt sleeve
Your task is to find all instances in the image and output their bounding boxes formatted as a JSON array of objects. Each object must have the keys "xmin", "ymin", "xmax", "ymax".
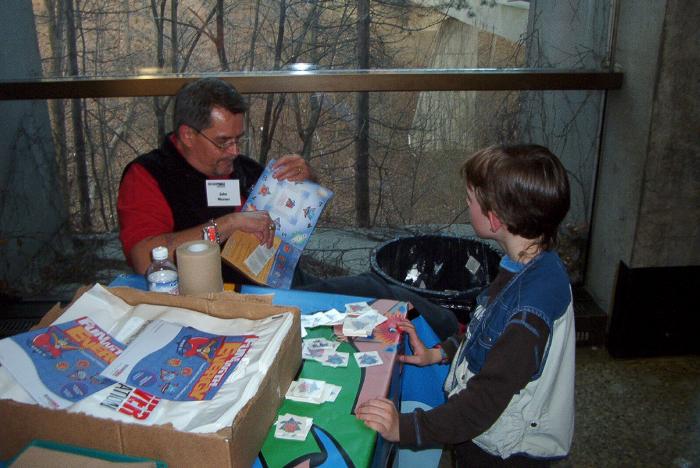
[{"xmin": 117, "ymin": 163, "xmax": 174, "ymax": 264}]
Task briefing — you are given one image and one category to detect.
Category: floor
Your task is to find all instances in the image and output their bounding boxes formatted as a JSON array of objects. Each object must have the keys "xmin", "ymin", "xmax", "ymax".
[
  {"xmin": 556, "ymin": 346, "xmax": 700, "ymax": 467},
  {"xmin": 438, "ymin": 346, "xmax": 700, "ymax": 467}
]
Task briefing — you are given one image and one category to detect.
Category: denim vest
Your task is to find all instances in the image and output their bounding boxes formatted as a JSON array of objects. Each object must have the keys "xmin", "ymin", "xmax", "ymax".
[
  {"xmin": 459, "ymin": 250, "xmax": 570, "ymax": 382},
  {"xmin": 444, "ymin": 250, "xmax": 576, "ymax": 458}
]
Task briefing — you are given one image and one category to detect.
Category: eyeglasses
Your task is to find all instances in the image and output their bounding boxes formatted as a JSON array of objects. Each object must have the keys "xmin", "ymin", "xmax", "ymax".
[{"xmin": 193, "ymin": 128, "xmax": 248, "ymax": 151}]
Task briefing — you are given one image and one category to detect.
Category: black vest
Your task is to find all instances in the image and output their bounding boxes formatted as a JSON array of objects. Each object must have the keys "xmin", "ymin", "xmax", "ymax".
[{"xmin": 122, "ymin": 134, "xmax": 264, "ymax": 283}]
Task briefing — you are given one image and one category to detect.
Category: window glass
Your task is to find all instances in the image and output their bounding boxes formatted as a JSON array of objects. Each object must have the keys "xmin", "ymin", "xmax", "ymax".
[
  {"xmin": 20, "ymin": 1, "xmax": 613, "ymax": 80},
  {"xmin": 1, "ymin": 88, "xmax": 601, "ymax": 293},
  {"xmin": 1, "ymin": 0, "xmax": 614, "ymax": 295}
]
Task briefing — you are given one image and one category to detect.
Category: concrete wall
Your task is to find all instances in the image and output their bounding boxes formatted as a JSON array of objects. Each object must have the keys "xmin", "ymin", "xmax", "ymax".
[
  {"xmin": 417, "ymin": 0, "xmax": 529, "ymax": 43},
  {"xmin": 632, "ymin": 0, "xmax": 700, "ymax": 267},
  {"xmin": 0, "ymin": 3, "xmax": 66, "ymax": 295},
  {"xmin": 586, "ymin": 0, "xmax": 700, "ymax": 312}
]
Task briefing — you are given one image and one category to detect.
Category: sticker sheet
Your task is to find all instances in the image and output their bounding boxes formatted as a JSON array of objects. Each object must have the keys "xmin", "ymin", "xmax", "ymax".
[{"xmin": 243, "ymin": 159, "xmax": 334, "ymax": 289}]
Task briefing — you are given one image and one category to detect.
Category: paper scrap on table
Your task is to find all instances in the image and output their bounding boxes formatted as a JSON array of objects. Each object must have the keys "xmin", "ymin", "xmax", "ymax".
[
  {"xmin": 300, "ymin": 309, "xmax": 346, "ymax": 329},
  {"xmin": 302, "ymin": 337, "xmax": 339, "ymax": 357},
  {"xmin": 301, "ymin": 338, "xmax": 350, "ymax": 367},
  {"xmin": 317, "ymin": 350, "xmax": 349, "ymax": 368},
  {"xmin": 342, "ymin": 311, "xmax": 387, "ymax": 338},
  {"xmin": 290, "ymin": 378, "xmax": 324, "ymax": 401},
  {"xmin": 324, "ymin": 383, "xmax": 341, "ymax": 402},
  {"xmin": 344, "ymin": 302, "xmax": 374, "ymax": 314},
  {"xmin": 274, "ymin": 413, "xmax": 313, "ymax": 441},
  {"xmin": 323, "ymin": 308, "xmax": 347, "ymax": 325},
  {"xmin": 354, "ymin": 351, "xmax": 384, "ymax": 368},
  {"xmin": 285, "ymin": 378, "xmax": 341, "ymax": 404},
  {"xmin": 342, "ymin": 315, "xmax": 373, "ymax": 337}
]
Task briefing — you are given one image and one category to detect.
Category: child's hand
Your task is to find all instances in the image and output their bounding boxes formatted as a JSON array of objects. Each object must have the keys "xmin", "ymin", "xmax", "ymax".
[
  {"xmin": 355, "ymin": 397, "xmax": 400, "ymax": 442},
  {"xmin": 397, "ymin": 319, "xmax": 443, "ymax": 367}
]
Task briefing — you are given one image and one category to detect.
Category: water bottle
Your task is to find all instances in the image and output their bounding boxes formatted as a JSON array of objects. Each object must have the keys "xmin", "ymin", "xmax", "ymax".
[{"xmin": 146, "ymin": 246, "xmax": 179, "ymax": 294}]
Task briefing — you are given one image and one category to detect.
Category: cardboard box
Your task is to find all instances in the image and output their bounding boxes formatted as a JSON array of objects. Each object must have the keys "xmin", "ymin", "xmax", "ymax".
[{"xmin": 0, "ymin": 286, "xmax": 302, "ymax": 468}]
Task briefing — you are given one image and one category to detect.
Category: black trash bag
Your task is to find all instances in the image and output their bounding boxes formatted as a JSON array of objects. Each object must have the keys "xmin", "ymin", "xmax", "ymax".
[{"xmin": 370, "ymin": 235, "xmax": 502, "ymax": 323}]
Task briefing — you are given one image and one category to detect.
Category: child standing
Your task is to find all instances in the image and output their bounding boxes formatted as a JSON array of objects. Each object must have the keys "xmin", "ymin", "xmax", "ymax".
[{"xmin": 356, "ymin": 144, "xmax": 576, "ymax": 466}]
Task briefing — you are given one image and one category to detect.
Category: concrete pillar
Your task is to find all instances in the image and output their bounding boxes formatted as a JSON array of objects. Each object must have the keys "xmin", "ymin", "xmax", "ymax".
[
  {"xmin": 0, "ymin": 4, "xmax": 66, "ymax": 296},
  {"xmin": 586, "ymin": 0, "xmax": 700, "ymax": 312}
]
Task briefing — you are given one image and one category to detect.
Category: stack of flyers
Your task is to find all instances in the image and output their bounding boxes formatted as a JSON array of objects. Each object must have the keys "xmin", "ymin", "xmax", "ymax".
[
  {"xmin": 285, "ymin": 378, "xmax": 341, "ymax": 404},
  {"xmin": 274, "ymin": 414, "xmax": 313, "ymax": 441},
  {"xmin": 354, "ymin": 351, "xmax": 384, "ymax": 368}
]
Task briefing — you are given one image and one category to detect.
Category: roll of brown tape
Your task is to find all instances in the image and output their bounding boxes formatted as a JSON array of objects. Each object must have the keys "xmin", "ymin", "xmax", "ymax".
[{"xmin": 176, "ymin": 240, "xmax": 224, "ymax": 295}]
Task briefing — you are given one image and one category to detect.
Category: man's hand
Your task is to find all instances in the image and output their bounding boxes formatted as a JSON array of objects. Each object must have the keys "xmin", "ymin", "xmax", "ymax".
[
  {"xmin": 355, "ymin": 397, "xmax": 400, "ymax": 442},
  {"xmin": 397, "ymin": 319, "xmax": 443, "ymax": 367},
  {"xmin": 272, "ymin": 154, "xmax": 316, "ymax": 182},
  {"xmin": 127, "ymin": 211, "xmax": 276, "ymax": 274},
  {"xmin": 219, "ymin": 210, "xmax": 276, "ymax": 248}
]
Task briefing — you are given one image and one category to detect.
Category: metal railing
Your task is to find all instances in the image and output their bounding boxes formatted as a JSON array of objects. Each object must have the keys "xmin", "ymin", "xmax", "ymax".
[{"xmin": 0, "ymin": 68, "xmax": 623, "ymax": 100}]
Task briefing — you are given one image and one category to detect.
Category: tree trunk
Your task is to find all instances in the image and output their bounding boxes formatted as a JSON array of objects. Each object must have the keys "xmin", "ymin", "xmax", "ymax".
[
  {"xmin": 151, "ymin": 0, "xmax": 166, "ymax": 140},
  {"xmin": 355, "ymin": 0, "xmax": 370, "ymax": 227},
  {"xmin": 45, "ymin": 0, "xmax": 69, "ymax": 211},
  {"xmin": 259, "ymin": 0, "xmax": 287, "ymax": 164},
  {"xmin": 65, "ymin": 0, "xmax": 91, "ymax": 231},
  {"xmin": 216, "ymin": 0, "xmax": 229, "ymax": 70},
  {"xmin": 299, "ymin": 2, "xmax": 322, "ymax": 159},
  {"xmin": 171, "ymin": 0, "xmax": 178, "ymax": 72}
]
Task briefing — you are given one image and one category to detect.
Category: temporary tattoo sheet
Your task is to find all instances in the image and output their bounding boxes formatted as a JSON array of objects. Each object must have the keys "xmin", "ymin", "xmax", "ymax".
[
  {"xmin": 274, "ymin": 413, "xmax": 313, "ymax": 441},
  {"xmin": 354, "ymin": 351, "xmax": 384, "ymax": 368},
  {"xmin": 0, "ymin": 316, "xmax": 124, "ymax": 409},
  {"xmin": 285, "ymin": 378, "xmax": 342, "ymax": 404},
  {"xmin": 221, "ymin": 159, "xmax": 333, "ymax": 289}
]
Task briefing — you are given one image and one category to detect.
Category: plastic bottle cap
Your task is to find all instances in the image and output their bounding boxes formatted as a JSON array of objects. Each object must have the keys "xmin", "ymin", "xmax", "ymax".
[{"xmin": 152, "ymin": 246, "xmax": 168, "ymax": 261}]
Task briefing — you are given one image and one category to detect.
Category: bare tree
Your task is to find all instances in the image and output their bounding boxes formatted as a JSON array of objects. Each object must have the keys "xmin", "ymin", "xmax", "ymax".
[
  {"xmin": 150, "ymin": 0, "xmax": 167, "ymax": 140},
  {"xmin": 355, "ymin": 0, "xmax": 371, "ymax": 227},
  {"xmin": 43, "ymin": 0, "xmax": 69, "ymax": 211},
  {"xmin": 65, "ymin": 0, "xmax": 91, "ymax": 231}
]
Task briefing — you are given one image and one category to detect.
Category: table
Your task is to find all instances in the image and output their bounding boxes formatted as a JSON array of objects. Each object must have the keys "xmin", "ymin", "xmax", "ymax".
[{"xmin": 109, "ymin": 276, "xmax": 405, "ymax": 468}]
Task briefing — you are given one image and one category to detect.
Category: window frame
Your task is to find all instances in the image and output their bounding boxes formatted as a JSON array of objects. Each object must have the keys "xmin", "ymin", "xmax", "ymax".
[{"xmin": 0, "ymin": 68, "xmax": 622, "ymax": 100}]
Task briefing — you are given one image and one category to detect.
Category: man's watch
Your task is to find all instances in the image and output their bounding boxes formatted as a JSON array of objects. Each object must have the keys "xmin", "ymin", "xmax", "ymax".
[{"xmin": 202, "ymin": 219, "xmax": 220, "ymax": 244}]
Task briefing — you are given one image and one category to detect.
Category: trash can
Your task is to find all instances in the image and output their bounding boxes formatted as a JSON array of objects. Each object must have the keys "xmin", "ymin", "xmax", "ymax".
[{"xmin": 370, "ymin": 235, "xmax": 502, "ymax": 323}]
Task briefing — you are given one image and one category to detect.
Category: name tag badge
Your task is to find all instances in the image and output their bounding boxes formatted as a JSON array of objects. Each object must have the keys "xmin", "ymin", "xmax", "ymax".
[{"xmin": 206, "ymin": 179, "xmax": 241, "ymax": 207}]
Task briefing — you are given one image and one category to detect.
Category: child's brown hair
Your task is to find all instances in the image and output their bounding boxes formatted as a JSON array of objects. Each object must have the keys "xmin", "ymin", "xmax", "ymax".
[{"xmin": 461, "ymin": 144, "xmax": 570, "ymax": 251}]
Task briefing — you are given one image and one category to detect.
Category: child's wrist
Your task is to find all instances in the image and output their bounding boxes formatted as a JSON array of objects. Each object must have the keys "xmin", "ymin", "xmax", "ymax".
[{"xmin": 431, "ymin": 344, "xmax": 449, "ymax": 365}]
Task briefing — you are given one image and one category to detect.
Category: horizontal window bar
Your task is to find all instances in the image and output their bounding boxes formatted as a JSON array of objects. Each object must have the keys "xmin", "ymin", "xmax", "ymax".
[{"xmin": 0, "ymin": 68, "xmax": 622, "ymax": 100}]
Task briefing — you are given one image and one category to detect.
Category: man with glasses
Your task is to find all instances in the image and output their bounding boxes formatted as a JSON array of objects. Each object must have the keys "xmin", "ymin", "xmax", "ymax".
[
  {"xmin": 117, "ymin": 78, "xmax": 314, "ymax": 281},
  {"xmin": 118, "ymin": 78, "xmax": 457, "ymax": 340}
]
